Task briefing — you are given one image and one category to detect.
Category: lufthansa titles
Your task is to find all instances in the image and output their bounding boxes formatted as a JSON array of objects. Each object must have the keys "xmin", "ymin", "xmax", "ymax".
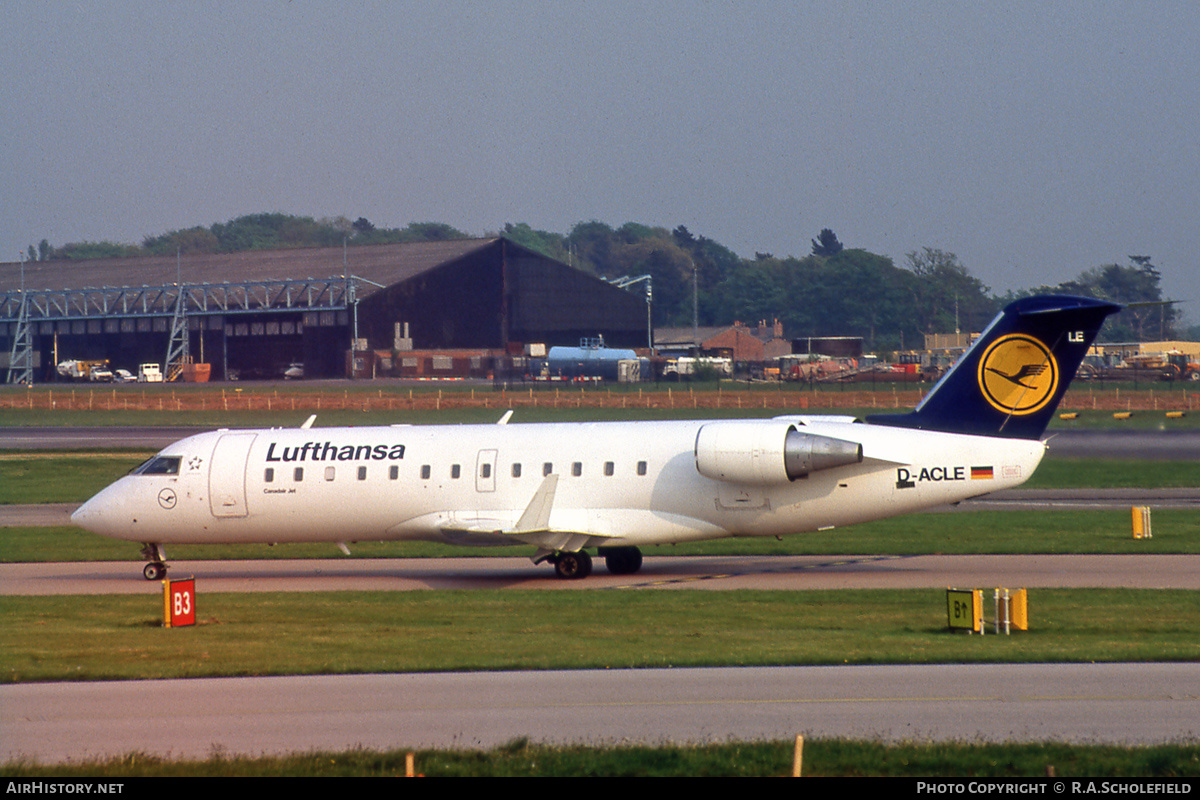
[{"xmin": 265, "ymin": 442, "xmax": 406, "ymax": 462}]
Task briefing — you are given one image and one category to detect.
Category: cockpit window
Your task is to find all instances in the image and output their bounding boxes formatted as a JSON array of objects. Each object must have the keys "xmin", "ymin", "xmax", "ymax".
[{"xmin": 130, "ymin": 456, "xmax": 182, "ymax": 476}]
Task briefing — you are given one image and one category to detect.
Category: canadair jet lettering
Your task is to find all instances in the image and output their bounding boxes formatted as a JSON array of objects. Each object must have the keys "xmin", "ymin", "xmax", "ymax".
[{"xmin": 71, "ymin": 296, "xmax": 1120, "ymax": 581}]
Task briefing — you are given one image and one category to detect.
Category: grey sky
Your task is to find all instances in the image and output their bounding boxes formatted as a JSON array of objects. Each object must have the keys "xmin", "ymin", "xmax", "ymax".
[{"xmin": 4, "ymin": 1, "xmax": 1197, "ymax": 324}]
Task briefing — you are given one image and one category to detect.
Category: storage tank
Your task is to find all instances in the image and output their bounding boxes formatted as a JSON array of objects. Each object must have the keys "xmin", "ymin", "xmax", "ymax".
[{"xmin": 546, "ymin": 338, "xmax": 642, "ymax": 381}]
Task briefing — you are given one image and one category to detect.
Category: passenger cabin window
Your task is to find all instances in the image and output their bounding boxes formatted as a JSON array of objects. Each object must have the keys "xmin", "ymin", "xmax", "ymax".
[
  {"xmin": 604, "ymin": 461, "xmax": 614, "ymax": 476},
  {"xmin": 480, "ymin": 463, "xmax": 491, "ymax": 479},
  {"xmin": 511, "ymin": 463, "xmax": 521, "ymax": 478},
  {"xmin": 543, "ymin": 462, "xmax": 553, "ymax": 476},
  {"xmin": 637, "ymin": 461, "xmax": 648, "ymax": 476},
  {"xmin": 325, "ymin": 467, "xmax": 336, "ymax": 481},
  {"xmin": 294, "ymin": 467, "xmax": 304, "ymax": 481},
  {"xmin": 572, "ymin": 462, "xmax": 582, "ymax": 477},
  {"xmin": 264, "ymin": 468, "xmax": 275, "ymax": 483},
  {"xmin": 420, "ymin": 465, "xmax": 431, "ymax": 480},
  {"xmin": 451, "ymin": 464, "xmax": 461, "ymax": 479},
  {"xmin": 132, "ymin": 456, "xmax": 181, "ymax": 476},
  {"xmin": 390, "ymin": 465, "xmax": 400, "ymax": 480},
  {"xmin": 358, "ymin": 466, "xmax": 367, "ymax": 481}
]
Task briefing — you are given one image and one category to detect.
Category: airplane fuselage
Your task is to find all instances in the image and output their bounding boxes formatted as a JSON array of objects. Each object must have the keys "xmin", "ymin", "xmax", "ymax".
[
  {"xmin": 69, "ymin": 294, "xmax": 1121, "ymax": 581},
  {"xmin": 72, "ymin": 416, "xmax": 1045, "ymax": 551}
]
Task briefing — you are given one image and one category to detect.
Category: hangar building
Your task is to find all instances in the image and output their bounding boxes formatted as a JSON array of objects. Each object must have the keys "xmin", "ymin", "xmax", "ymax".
[{"xmin": 1, "ymin": 238, "xmax": 648, "ymax": 382}]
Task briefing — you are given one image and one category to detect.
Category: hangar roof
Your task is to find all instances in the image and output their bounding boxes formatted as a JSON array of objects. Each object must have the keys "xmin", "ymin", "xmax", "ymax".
[{"xmin": 0, "ymin": 238, "xmax": 498, "ymax": 295}]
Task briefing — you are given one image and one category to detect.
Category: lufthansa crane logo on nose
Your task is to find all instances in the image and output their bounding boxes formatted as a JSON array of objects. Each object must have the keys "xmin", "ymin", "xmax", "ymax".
[{"xmin": 977, "ymin": 334, "xmax": 1058, "ymax": 416}]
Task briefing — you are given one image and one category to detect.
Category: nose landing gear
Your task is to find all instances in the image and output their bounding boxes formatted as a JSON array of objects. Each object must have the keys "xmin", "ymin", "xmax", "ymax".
[{"xmin": 140, "ymin": 543, "xmax": 168, "ymax": 581}]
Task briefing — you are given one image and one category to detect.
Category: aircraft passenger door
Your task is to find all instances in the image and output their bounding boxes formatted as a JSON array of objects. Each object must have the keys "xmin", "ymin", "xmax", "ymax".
[
  {"xmin": 476, "ymin": 449, "xmax": 497, "ymax": 493},
  {"xmin": 209, "ymin": 433, "xmax": 257, "ymax": 518}
]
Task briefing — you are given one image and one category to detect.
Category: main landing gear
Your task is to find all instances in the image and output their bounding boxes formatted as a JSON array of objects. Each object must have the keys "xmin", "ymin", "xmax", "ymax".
[
  {"xmin": 552, "ymin": 550, "xmax": 592, "ymax": 579},
  {"xmin": 548, "ymin": 546, "xmax": 643, "ymax": 580},
  {"xmin": 140, "ymin": 543, "xmax": 168, "ymax": 581},
  {"xmin": 599, "ymin": 546, "xmax": 643, "ymax": 575}
]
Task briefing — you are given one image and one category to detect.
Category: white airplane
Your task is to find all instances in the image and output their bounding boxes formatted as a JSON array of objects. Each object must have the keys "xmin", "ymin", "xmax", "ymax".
[{"xmin": 72, "ymin": 295, "xmax": 1121, "ymax": 581}]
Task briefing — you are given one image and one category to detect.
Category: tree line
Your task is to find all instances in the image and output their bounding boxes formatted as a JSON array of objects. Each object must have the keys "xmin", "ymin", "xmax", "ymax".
[
  {"xmin": 25, "ymin": 214, "xmax": 1183, "ymax": 347},
  {"xmin": 500, "ymin": 222, "xmax": 1179, "ymax": 346}
]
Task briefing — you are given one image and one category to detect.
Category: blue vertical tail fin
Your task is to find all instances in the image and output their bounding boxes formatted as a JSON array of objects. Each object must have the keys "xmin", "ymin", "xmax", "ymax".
[{"xmin": 866, "ymin": 295, "xmax": 1122, "ymax": 439}]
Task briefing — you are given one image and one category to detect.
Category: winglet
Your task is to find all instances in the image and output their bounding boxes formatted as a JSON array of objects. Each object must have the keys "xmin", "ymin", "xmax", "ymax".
[
  {"xmin": 514, "ymin": 474, "xmax": 557, "ymax": 532},
  {"xmin": 497, "ymin": 410, "xmax": 514, "ymax": 425},
  {"xmin": 301, "ymin": 414, "xmax": 317, "ymax": 429}
]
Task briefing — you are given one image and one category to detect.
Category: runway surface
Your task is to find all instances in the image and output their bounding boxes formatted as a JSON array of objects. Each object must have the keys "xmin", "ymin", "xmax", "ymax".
[
  {"xmin": 4, "ymin": 663, "xmax": 1197, "ymax": 763},
  {"xmin": 1046, "ymin": 429, "xmax": 1200, "ymax": 461},
  {"xmin": 0, "ymin": 426, "xmax": 204, "ymax": 450},
  {"xmin": 4, "ymin": 553, "xmax": 1200, "ymax": 594}
]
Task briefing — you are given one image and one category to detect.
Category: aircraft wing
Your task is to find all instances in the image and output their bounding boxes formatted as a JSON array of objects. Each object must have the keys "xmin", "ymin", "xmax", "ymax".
[
  {"xmin": 438, "ymin": 474, "xmax": 558, "ymax": 535},
  {"xmin": 436, "ymin": 474, "xmax": 615, "ymax": 551}
]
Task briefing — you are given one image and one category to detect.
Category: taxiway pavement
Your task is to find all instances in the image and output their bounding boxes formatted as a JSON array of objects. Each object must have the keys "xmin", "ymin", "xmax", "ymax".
[
  {"xmin": 3, "ymin": 663, "xmax": 1196, "ymax": 763},
  {"xmin": 3, "ymin": 553, "xmax": 1200, "ymax": 594}
]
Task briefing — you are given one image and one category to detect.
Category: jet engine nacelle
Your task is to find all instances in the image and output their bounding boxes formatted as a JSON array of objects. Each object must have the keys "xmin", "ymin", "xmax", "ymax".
[{"xmin": 694, "ymin": 422, "xmax": 863, "ymax": 484}]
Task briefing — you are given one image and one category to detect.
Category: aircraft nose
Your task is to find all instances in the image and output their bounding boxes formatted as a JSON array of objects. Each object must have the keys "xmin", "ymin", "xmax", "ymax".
[
  {"xmin": 70, "ymin": 496, "xmax": 102, "ymax": 533},
  {"xmin": 70, "ymin": 485, "xmax": 130, "ymax": 539}
]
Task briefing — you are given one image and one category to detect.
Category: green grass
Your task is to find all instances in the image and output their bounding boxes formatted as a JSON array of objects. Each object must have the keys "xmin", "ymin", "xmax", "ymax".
[
  {"xmin": 3, "ymin": 589, "xmax": 1198, "ymax": 684},
  {"xmin": 3, "ymin": 506, "xmax": 1199, "ymax": 565},
  {"xmin": 0, "ymin": 452, "xmax": 148, "ymax": 504},
  {"xmin": 5, "ymin": 586, "xmax": 1198, "ymax": 775},
  {"xmin": 3, "ymin": 739, "xmax": 1198, "ymax": 777}
]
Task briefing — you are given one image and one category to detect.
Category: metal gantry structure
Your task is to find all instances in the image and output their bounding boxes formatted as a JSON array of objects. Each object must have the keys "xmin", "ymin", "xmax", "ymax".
[
  {"xmin": 4, "ymin": 258, "xmax": 33, "ymax": 385},
  {"xmin": 1, "ymin": 275, "xmax": 375, "ymax": 384},
  {"xmin": 0, "ymin": 276, "xmax": 370, "ymax": 319},
  {"xmin": 163, "ymin": 286, "xmax": 191, "ymax": 382},
  {"xmin": 5, "ymin": 289, "xmax": 33, "ymax": 385}
]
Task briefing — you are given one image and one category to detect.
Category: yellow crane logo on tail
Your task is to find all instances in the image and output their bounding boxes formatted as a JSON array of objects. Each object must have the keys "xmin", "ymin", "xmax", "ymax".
[{"xmin": 977, "ymin": 334, "xmax": 1059, "ymax": 416}]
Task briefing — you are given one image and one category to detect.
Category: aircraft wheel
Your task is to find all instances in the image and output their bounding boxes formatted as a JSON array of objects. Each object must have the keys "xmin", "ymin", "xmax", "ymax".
[
  {"xmin": 601, "ymin": 546, "xmax": 643, "ymax": 575},
  {"xmin": 143, "ymin": 562, "xmax": 167, "ymax": 581},
  {"xmin": 553, "ymin": 550, "xmax": 592, "ymax": 580}
]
